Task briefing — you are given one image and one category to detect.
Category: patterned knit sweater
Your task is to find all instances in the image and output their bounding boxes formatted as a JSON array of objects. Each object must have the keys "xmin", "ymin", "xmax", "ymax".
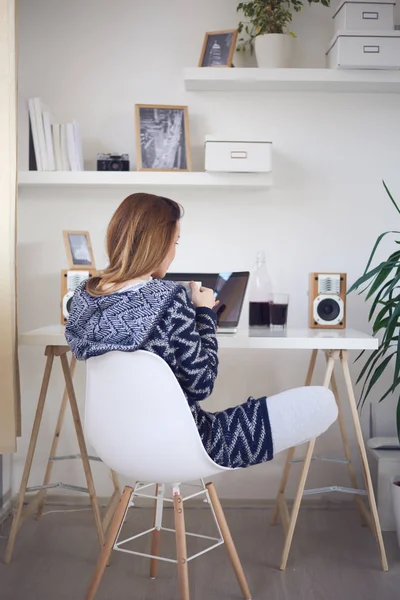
[{"xmin": 65, "ymin": 278, "xmax": 273, "ymax": 469}]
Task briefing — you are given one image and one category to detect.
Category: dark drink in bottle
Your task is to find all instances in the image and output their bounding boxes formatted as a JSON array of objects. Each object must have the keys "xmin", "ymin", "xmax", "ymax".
[{"xmin": 249, "ymin": 302, "xmax": 270, "ymax": 326}]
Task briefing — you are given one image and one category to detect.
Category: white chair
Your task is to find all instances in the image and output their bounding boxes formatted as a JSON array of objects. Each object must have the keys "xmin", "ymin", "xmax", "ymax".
[{"xmin": 84, "ymin": 350, "xmax": 251, "ymax": 600}]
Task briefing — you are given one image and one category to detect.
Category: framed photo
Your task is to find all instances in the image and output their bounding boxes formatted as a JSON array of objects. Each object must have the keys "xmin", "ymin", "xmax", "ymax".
[
  {"xmin": 199, "ymin": 30, "xmax": 238, "ymax": 68},
  {"xmin": 63, "ymin": 230, "xmax": 95, "ymax": 270},
  {"xmin": 135, "ymin": 104, "xmax": 191, "ymax": 171}
]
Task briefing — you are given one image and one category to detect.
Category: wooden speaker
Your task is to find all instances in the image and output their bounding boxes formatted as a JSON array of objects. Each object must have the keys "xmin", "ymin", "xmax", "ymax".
[
  {"xmin": 61, "ymin": 269, "xmax": 95, "ymax": 324},
  {"xmin": 309, "ymin": 272, "xmax": 347, "ymax": 329}
]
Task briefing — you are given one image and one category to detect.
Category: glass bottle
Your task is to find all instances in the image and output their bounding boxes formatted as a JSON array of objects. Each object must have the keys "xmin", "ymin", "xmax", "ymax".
[{"xmin": 248, "ymin": 251, "xmax": 273, "ymax": 327}]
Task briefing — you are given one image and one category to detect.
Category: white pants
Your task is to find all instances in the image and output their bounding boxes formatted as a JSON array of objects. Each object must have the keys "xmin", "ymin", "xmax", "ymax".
[{"xmin": 267, "ymin": 386, "xmax": 338, "ymax": 455}]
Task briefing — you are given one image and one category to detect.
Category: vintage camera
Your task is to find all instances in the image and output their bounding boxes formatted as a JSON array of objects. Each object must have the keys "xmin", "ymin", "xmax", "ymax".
[{"xmin": 97, "ymin": 153, "xmax": 130, "ymax": 171}]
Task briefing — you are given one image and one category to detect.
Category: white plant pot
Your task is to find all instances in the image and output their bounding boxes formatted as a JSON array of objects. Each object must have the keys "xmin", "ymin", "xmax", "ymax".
[
  {"xmin": 391, "ymin": 477, "xmax": 400, "ymax": 547},
  {"xmin": 254, "ymin": 33, "xmax": 292, "ymax": 68}
]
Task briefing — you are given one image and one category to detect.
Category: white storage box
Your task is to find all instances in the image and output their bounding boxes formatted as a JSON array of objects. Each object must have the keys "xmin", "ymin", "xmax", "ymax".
[
  {"xmin": 333, "ymin": 1, "xmax": 395, "ymax": 32},
  {"xmin": 205, "ymin": 138, "xmax": 272, "ymax": 173},
  {"xmin": 326, "ymin": 29, "xmax": 400, "ymax": 69}
]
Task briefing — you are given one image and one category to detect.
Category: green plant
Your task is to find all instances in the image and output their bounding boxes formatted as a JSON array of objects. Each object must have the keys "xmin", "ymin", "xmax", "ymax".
[
  {"xmin": 237, "ymin": 0, "xmax": 330, "ymax": 52},
  {"xmin": 348, "ymin": 181, "xmax": 400, "ymax": 440}
]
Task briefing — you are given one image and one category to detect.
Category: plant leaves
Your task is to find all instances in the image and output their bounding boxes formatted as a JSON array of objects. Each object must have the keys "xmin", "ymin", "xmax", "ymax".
[
  {"xmin": 348, "ymin": 260, "xmax": 399, "ymax": 295},
  {"xmin": 381, "ymin": 301, "xmax": 400, "ymax": 349},
  {"xmin": 369, "ymin": 279, "xmax": 395, "ymax": 321},
  {"xmin": 383, "ymin": 180, "xmax": 400, "ymax": 216},
  {"xmin": 356, "ymin": 346, "xmax": 385, "ymax": 387},
  {"xmin": 361, "ymin": 352, "xmax": 397, "ymax": 405},
  {"xmin": 354, "ymin": 349, "xmax": 365, "ymax": 363},
  {"xmin": 365, "ymin": 265, "xmax": 395, "ymax": 300}
]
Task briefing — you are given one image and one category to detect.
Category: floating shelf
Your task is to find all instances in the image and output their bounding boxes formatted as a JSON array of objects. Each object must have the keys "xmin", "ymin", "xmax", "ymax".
[
  {"xmin": 18, "ymin": 170, "xmax": 272, "ymax": 190},
  {"xmin": 183, "ymin": 67, "xmax": 400, "ymax": 93}
]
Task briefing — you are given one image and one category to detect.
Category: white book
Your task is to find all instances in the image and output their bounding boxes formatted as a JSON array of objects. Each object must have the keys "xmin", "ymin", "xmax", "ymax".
[
  {"xmin": 60, "ymin": 124, "xmax": 70, "ymax": 171},
  {"xmin": 52, "ymin": 124, "xmax": 63, "ymax": 171},
  {"xmin": 32, "ymin": 97, "xmax": 48, "ymax": 170},
  {"xmin": 28, "ymin": 98, "xmax": 42, "ymax": 170},
  {"xmin": 66, "ymin": 123, "xmax": 79, "ymax": 171},
  {"xmin": 42, "ymin": 110, "xmax": 55, "ymax": 171},
  {"xmin": 73, "ymin": 121, "xmax": 84, "ymax": 171}
]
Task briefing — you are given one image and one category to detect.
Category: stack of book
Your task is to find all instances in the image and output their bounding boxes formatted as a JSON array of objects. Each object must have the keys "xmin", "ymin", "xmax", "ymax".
[{"xmin": 28, "ymin": 97, "xmax": 83, "ymax": 171}]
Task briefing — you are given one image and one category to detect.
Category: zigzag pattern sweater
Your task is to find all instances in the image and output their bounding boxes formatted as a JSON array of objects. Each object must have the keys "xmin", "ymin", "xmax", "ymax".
[{"xmin": 65, "ymin": 278, "xmax": 273, "ymax": 469}]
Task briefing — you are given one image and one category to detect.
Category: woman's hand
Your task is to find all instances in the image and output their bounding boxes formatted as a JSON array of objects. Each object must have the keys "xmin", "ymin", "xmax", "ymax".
[{"xmin": 190, "ymin": 281, "xmax": 218, "ymax": 310}]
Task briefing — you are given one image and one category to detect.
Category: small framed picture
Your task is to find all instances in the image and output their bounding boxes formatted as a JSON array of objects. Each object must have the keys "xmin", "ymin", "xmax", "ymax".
[
  {"xmin": 63, "ymin": 230, "xmax": 95, "ymax": 269},
  {"xmin": 135, "ymin": 104, "xmax": 191, "ymax": 171},
  {"xmin": 199, "ymin": 30, "xmax": 238, "ymax": 68}
]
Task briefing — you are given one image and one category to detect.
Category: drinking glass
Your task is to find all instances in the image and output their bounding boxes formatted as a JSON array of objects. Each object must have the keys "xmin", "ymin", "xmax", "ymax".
[{"xmin": 269, "ymin": 294, "xmax": 289, "ymax": 329}]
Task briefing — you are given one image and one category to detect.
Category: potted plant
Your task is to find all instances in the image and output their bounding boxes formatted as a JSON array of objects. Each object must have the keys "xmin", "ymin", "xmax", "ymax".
[
  {"xmin": 237, "ymin": 0, "xmax": 330, "ymax": 68},
  {"xmin": 349, "ymin": 180, "xmax": 400, "ymax": 546}
]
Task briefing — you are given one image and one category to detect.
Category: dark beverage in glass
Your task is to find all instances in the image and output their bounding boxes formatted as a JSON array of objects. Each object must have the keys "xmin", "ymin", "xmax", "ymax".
[
  {"xmin": 270, "ymin": 294, "xmax": 289, "ymax": 328},
  {"xmin": 249, "ymin": 301, "xmax": 270, "ymax": 327}
]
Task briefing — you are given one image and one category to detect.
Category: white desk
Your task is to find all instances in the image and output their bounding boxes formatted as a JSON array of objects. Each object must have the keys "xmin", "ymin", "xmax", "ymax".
[
  {"xmin": 19, "ymin": 324, "xmax": 378, "ymax": 351},
  {"xmin": 8, "ymin": 325, "xmax": 387, "ymax": 572}
]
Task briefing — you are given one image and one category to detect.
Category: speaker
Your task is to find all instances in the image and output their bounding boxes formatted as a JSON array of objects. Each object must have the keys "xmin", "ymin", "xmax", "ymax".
[
  {"xmin": 61, "ymin": 269, "xmax": 95, "ymax": 324},
  {"xmin": 309, "ymin": 272, "xmax": 346, "ymax": 329}
]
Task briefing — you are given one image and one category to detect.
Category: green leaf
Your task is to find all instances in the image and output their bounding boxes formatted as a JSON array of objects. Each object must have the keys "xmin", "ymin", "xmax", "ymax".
[
  {"xmin": 383, "ymin": 180, "xmax": 400, "ymax": 216},
  {"xmin": 378, "ymin": 273, "xmax": 400, "ymax": 303},
  {"xmin": 381, "ymin": 301, "xmax": 400, "ymax": 348},
  {"xmin": 362, "ymin": 352, "xmax": 397, "ymax": 405},
  {"xmin": 366, "ymin": 265, "xmax": 395, "ymax": 300},
  {"xmin": 348, "ymin": 260, "xmax": 399, "ymax": 295},
  {"xmin": 354, "ymin": 349, "xmax": 365, "ymax": 363},
  {"xmin": 369, "ymin": 279, "xmax": 395, "ymax": 320},
  {"xmin": 378, "ymin": 377, "xmax": 400, "ymax": 404},
  {"xmin": 365, "ymin": 232, "xmax": 400, "ymax": 275},
  {"xmin": 356, "ymin": 347, "xmax": 384, "ymax": 386}
]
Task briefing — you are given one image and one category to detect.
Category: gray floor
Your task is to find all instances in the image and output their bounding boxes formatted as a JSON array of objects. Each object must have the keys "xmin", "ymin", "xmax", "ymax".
[{"xmin": 0, "ymin": 505, "xmax": 399, "ymax": 600}]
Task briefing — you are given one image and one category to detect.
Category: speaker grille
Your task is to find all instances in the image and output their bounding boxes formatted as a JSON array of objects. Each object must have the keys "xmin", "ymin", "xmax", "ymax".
[{"xmin": 318, "ymin": 274, "xmax": 340, "ymax": 295}]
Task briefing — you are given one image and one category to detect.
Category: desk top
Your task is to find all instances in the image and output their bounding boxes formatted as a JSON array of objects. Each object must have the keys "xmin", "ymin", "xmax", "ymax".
[{"xmin": 19, "ymin": 324, "xmax": 378, "ymax": 351}]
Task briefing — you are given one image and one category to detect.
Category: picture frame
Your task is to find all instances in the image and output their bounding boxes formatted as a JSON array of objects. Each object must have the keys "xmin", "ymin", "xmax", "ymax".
[
  {"xmin": 135, "ymin": 104, "xmax": 192, "ymax": 172},
  {"xmin": 63, "ymin": 230, "xmax": 95, "ymax": 270},
  {"xmin": 198, "ymin": 30, "xmax": 238, "ymax": 68}
]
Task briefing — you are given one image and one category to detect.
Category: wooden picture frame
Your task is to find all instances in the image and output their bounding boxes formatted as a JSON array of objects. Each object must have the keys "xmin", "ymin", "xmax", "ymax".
[
  {"xmin": 198, "ymin": 30, "xmax": 238, "ymax": 68},
  {"xmin": 135, "ymin": 104, "xmax": 191, "ymax": 172},
  {"xmin": 63, "ymin": 230, "xmax": 96, "ymax": 270}
]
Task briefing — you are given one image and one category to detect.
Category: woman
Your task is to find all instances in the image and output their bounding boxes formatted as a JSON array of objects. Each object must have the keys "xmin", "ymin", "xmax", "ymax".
[{"xmin": 65, "ymin": 193, "xmax": 337, "ymax": 469}]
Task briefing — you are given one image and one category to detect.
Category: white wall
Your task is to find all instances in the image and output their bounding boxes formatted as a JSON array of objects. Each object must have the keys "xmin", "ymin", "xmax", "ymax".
[{"xmin": 15, "ymin": 0, "xmax": 400, "ymax": 501}]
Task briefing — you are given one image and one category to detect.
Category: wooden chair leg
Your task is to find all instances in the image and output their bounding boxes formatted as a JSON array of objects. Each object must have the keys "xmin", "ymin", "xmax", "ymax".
[
  {"xmin": 102, "ymin": 470, "xmax": 122, "ymax": 534},
  {"xmin": 206, "ymin": 483, "xmax": 251, "ymax": 600},
  {"xmin": 150, "ymin": 484, "xmax": 163, "ymax": 579},
  {"xmin": 173, "ymin": 492, "xmax": 190, "ymax": 600},
  {"xmin": 85, "ymin": 486, "xmax": 133, "ymax": 600}
]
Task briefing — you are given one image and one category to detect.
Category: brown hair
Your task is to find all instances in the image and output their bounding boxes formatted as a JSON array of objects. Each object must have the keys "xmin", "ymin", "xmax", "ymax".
[{"xmin": 86, "ymin": 192, "xmax": 183, "ymax": 297}]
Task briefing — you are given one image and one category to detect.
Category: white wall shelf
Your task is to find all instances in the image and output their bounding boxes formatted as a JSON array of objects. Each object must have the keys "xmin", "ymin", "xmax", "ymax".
[
  {"xmin": 183, "ymin": 67, "xmax": 400, "ymax": 93},
  {"xmin": 18, "ymin": 170, "xmax": 272, "ymax": 191}
]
